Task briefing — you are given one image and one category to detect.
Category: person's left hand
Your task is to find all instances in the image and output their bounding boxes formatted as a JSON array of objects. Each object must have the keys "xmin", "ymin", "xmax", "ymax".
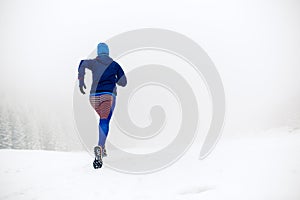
[{"xmin": 79, "ymin": 83, "xmax": 86, "ymax": 94}]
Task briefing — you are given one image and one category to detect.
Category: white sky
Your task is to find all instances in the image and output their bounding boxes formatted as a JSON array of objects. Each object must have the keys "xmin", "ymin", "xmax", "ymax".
[{"xmin": 0, "ymin": 0, "xmax": 300, "ymax": 134}]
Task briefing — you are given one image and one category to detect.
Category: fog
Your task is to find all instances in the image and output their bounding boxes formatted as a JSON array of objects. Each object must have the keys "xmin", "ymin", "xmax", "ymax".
[{"xmin": 0, "ymin": 0, "xmax": 300, "ymax": 149}]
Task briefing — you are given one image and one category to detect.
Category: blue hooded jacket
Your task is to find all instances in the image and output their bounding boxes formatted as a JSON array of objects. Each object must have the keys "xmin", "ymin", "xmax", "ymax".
[{"xmin": 78, "ymin": 54, "xmax": 127, "ymax": 95}]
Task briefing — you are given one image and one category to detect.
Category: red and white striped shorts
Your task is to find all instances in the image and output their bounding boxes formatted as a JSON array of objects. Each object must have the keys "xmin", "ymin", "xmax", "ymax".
[{"xmin": 89, "ymin": 94, "xmax": 115, "ymax": 119}]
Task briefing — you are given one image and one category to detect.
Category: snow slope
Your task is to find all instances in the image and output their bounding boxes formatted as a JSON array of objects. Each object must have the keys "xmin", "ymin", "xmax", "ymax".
[{"xmin": 1, "ymin": 131, "xmax": 300, "ymax": 200}]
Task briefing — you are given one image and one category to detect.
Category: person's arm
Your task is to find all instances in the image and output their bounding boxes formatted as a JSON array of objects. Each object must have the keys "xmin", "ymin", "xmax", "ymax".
[
  {"xmin": 116, "ymin": 62, "xmax": 127, "ymax": 87},
  {"xmin": 78, "ymin": 60, "xmax": 89, "ymax": 94}
]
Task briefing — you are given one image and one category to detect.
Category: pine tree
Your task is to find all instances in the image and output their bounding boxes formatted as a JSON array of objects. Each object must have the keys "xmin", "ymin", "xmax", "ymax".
[
  {"xmin": 23, "ymin": 104, "xmax": 41, "ymax": 149},
  {"xmin": 0, "ymin": 106, "xmax": 12, "ymax": 149},
  {"xmin": 11, "ymin": 114, "xmax": 26, "ymax": 149}
]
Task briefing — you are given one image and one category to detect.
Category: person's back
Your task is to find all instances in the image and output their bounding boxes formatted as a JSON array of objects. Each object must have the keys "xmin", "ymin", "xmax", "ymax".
[{"xmin": 78, "ymin": 51, "xmax": 127, "ymax": 95}]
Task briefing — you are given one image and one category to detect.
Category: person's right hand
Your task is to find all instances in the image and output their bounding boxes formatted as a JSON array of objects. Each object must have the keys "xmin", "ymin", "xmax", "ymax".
[{"xmin": 79, "ymin": 83, "xmax": 86, "ymax": 95}]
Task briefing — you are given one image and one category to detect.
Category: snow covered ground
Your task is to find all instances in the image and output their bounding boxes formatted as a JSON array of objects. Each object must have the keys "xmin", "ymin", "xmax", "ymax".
[{"xmin": 1, "ymin": 130, "xmax": 300, "ymax": 200}]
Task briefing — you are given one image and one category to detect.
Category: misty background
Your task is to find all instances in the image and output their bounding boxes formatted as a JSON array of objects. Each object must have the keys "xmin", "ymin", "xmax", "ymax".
[{"xmin": 0, "ymin": 0, "xmax": 300, "ymax": 150}]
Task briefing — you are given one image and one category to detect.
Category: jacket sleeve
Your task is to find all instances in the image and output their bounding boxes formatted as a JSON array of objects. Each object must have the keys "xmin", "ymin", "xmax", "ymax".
[
  {"xmin": 115, "ymin": 62, "xmax": 127, "ymax": 87},
  {"xmin": 78, "ymin": 60, "xmax": 90, "ymax": 86}
]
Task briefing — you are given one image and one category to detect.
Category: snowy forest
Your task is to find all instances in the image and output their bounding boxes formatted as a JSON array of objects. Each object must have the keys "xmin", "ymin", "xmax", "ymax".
[{"xmin": 0, "ymin": 99, "xmax": 81, "ymax": 151}]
